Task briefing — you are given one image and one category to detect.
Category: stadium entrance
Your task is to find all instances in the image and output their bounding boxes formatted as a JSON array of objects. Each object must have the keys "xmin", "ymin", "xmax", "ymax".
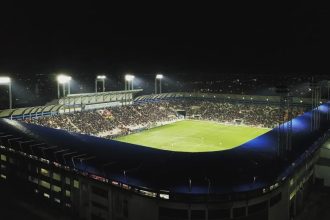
[{"xmin": 176, "ymin": 110, "xmax": 186, "ymax": 118}]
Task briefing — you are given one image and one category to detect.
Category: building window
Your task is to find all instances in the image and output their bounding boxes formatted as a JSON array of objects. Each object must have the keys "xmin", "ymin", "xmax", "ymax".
[
  {"xmin": 53, "ymin": 172, "xmax": 61, "ymax": 181},
  {"xmin": 40, "ymin": 168, "xmax": 49, "ymax": 177},
  {"xmin": 43, "ymin": 193, "xmax": 50, "ymax": 198},
  {"xmin": 39, "ymin": 180, "xmax": 51, "ymax": 189},
  {"xmin": 65, "ymin": 177, "xmax": 70, "ymax": 185},
  {"xmin": 54, "ymin": 198, "xmax": 61, "ymax": 204},
  {"xmin": 0, "ymin": 154, "xmax": 6, "ymax": 161},
  {"xmin": 159, "ymin": 193, "xmax": 169, "ymax": 199},
  {"xmin": 0, "ymin": 174, "xmax": 6, "ymax": 179},
  {"xmin": 73, "ymin": 180, "xmax": 79, "ymax": 189},
  {"xmin": 52, "ymin": 185, "xmax": 61, "ymax": 193},
  {"xmin": 139, "ymin": 189, "xmax": 156, "ymax": 197},
  {"xmin": 65, "ymin": 190, "xmax": 71, "ymax": 197}
]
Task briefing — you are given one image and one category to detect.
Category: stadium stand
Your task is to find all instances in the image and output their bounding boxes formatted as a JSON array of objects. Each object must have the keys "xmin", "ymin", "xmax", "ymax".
[{"xmin": 21, "ymin": 99, "xmax": 307, "ymax": 139}]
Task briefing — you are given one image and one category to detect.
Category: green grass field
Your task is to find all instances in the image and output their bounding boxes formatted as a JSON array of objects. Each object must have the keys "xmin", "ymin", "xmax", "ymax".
[{"xmin": 114, "ymin": 120, "xmax": 270, "ymax": 152}]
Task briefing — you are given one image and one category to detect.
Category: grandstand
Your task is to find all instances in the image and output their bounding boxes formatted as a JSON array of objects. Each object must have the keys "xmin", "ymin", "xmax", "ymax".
[
  {"xmin": 1, "ymin": 90, "xmax": 330, "ymax": 220},
  {"xmin": 0, "ymin": 89, "xmax": 142, "ymax": 119},
  {"xmin": 19, "ymin": 94, "xmax": 308, "ymax": 140}
]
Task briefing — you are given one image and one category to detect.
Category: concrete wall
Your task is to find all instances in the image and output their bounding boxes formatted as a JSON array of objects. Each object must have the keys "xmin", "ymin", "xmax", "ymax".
[
  {"xmin": 315, "ymin": 165, "xmax": 330, "ymax": 186},
  {"xmin": 268, "ymin": 183, "xmax": 289, "ymax": 220},
  {"xmin": 77, "ymin": 179, "xmax": 292, "ymax": 220},
  {"xmin": 315, "ymin": 139, "xmax": 330, "ymax": 187}
]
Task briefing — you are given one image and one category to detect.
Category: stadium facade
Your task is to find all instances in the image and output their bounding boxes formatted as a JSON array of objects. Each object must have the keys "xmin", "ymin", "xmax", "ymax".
[{"xmin": 0, "ymin": 92, "xmax": 330, "ymax": 220}]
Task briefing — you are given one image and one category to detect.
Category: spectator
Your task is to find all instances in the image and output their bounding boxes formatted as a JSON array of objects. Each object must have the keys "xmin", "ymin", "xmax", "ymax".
[{"xmin": 22, "ymin": 99, "xmax": 307, "ymax": 139}]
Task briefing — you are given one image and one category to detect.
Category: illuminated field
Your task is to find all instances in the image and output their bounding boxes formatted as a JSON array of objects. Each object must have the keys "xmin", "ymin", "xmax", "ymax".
[{"xmin": 115, "ymin": 120, "xmax": 270, "ymax": 152}]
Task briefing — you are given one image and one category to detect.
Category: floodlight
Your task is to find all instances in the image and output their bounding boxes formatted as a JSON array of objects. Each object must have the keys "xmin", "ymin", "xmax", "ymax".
[
  {"xmin": 0, "ymin": 76, "xmax": 12, "ymax": 109},
  {"xmin": 57, "ymin": 74, "xmax": 72, "ymax": 84},
  {"xmin": 0, "ymin": 77, "xmax": 11, "ymax": 84},
  {"xmin": 97, "ymin": 75, "xmax": 106, "ymax": 79},
  {"xmin": 156, "ymin": 74, "xmax": 163, "ymax": 79},
  {"xmin": 125, "ymin": 74, "xmax": 135, "ymax": 81}
]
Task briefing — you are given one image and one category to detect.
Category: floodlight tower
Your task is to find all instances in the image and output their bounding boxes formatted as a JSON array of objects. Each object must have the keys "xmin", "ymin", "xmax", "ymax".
[
  {"xmin": 124, "ymin": 74, "xmax": 135, "ymax": 105},
  {"xmin": 276, "ymin": 85, "xmax": 292, "ymax": 160},
  {"xmin": 0, "ymin": 76, "xmax": 12, "ymax": 109},
  {"xmin": 155, "ymin": 74, "xmax": 163, "ymax": 94},
  {"xmin": 57, "ymin": 74, "xmax": 72, "ymax": 98},
  {"xmin": 125, "ymin": 74, "xmax": 135, "ymax": 90},
  {"xmin": 95, "ymin": 75, "xmax": 106, "ymax": 93}
]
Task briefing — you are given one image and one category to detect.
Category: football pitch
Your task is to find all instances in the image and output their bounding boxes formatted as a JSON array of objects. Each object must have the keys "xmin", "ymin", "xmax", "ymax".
[{"xmin": 114, "ymin": 120, "xmax": 270, "ymax": 152}]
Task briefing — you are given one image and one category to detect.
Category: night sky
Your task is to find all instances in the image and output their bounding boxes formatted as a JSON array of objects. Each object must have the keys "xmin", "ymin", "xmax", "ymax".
[{"xmin": 0, "ymin": 2, "xmax": 329, "ymax": 78}]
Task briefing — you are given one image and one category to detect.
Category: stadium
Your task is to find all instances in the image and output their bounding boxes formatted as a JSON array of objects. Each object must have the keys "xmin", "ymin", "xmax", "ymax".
[{"xmin": 1, "ymin": 88, "xmax": 330, "ymax": 220}]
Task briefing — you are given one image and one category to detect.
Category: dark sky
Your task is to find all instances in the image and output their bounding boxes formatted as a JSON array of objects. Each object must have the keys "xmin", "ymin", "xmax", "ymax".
[{"xmin": 0, "ymin": 2, "xmax": 329, "ymax": 77}]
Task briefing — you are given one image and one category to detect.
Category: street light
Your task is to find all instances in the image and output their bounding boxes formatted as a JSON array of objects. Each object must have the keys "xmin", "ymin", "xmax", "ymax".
[
  {"xmin": 95, "ymin": 75, "xmax": 106, "ymax": 93},
  {"xmin": 0, "ymin": 76, "xmax": 12, "ymax": 109},
  {"xmin": 125, "ymin": 74, "xmax": 135, "ymax": 90},
  {"xmin": 155, "ymin": 74, "xmax": 163, "ymax": 94},
  {"xmin": 56, "ymin": 74, "xmax": 72, "ymax": 98}
]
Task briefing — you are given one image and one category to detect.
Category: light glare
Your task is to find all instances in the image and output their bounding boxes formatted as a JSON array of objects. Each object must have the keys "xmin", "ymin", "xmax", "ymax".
[
  {"xmin": 156, "ymin": 74, "xmax": 163, "ymax": 79},
  {"xmin": 125, "ymin": 74, "xmax": 135, "ymax": 81},
  {"xmin": 57, "ymin": 75, "xmax": 72, "ymax": 84},
  {"xmin": 97, "ymin": 75, "xmax": 106, "ymax": 79},
  {"xmin": 0, "ymin": 77, "xmax": 11, "ymax": 84}
]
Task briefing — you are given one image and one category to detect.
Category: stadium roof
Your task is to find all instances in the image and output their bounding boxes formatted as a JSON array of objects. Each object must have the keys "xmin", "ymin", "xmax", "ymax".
[
  {"xmin": 0, "ymin": 89, "xmax": 142, "ymax": 119},
  {"xmin": 0, "ymin": 103, "xmax": 329, "ymax": 201},
  {"xmin": 134, "ymin": 92, "xmax": 317, "ymax": 105},
  {"xmin": 60, "ymin": 89, "xmax": 142, "ymax": 105},
  {"xmin": 0, "ymin": 105, "xmax": 64, "ymax": 118},
  {"xmin": 65, "ymin": 89, "xmax": 142, "ymax": 97}
]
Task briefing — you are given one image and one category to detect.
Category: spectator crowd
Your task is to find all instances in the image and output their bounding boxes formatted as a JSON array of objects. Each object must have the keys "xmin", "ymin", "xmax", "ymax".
[{"xmin": 22, "ymin": 100, "xmax": 307, "ymax": 139}]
